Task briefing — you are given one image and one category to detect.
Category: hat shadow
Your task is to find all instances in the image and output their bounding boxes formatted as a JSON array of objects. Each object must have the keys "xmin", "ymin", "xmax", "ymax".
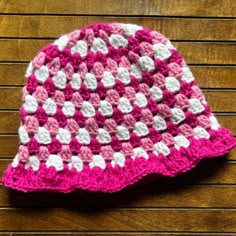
[{"xmin": 7, "ymin": 154, "xmax": 228, "ymax": 213}]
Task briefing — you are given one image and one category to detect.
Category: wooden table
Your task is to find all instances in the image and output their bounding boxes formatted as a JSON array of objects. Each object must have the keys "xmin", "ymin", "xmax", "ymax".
[{"xmin": 0, "ymin": 0, "xmax": 235, "ymax": 235}]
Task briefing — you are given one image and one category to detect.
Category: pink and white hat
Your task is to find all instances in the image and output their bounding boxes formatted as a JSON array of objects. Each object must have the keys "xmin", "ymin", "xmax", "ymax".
[{"xmin": 2, "ymin": 23, "xmax": 236, "ymax": 193}]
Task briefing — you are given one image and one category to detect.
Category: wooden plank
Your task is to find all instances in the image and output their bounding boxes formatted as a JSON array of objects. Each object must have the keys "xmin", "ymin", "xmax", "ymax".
[
  {"xmin": 1, "ymin": 234, "xmax": 233, "ymax": 236},
  {"xmin": 0, "ymin": 63, "xmax": 26, "ymax": 85},
  {"xmin": 203, "ymin": 91, "xmax": 236, "ymax": 112},
  {"xmin": 0, "ymin": 112, "xmax": 20, "ymax": 134},
  {"xmin": 1, "ymin": 234, "xmax": 235, "ymax": 236},
  {"xmin": 0, "ymin": 207, "xmax": 236, "ymax": 231},
  {"xmin": 0, "ymin": 136, "xmax": 19, "ymax": 157},
  {"xmin": 1, "ymin": 16, "xmax": 236, "ymax": 41},
  {"xmin": 175, "ymin": 42, "xmax": 236, "ymax": 65},
  {"xmin": 0, "ymin": 88, "xmax": 22, "ymax": 109},
  {"xmin": 1, "ymin": 64, "xmax": 236, "ymax": 88},
  {"xmin": 1, "ymin": 184, "xmax": 236, "ymax": 208},
  {"xmin": 193, "ymin": 66, "xmax": 236, "ymax": 88},
  {"xmin": 0, "ymin": 112, "xmax": 235, "ymax": 135},
  {"xmin": 0, "ymin": 0, "xmax": 235, "ymax": 17},
  {"xmin": 0, "ymin": 234, "xmax": 235, "ymax": 236},
  {"xmin": 162, "ymin": 160, "xmax": 236, "ymax": 185},
  {"xmin": 1, "ymin": 160, "xmax": 236, "ymax": 185},
  {"xmin": 0, "ymin": 88, "xmax": 235, "ymax": 112},
  {"xmin": 0, "ymin": 40, "xmax": 236, "ymax": 65}
]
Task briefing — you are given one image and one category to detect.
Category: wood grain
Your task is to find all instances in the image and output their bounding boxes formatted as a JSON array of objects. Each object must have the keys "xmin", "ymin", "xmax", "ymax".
[
  {"xmin": 0, "ymin": 112, "xmax": 20, "ymax": 133},
  {"xmin": 0, "ymin": 88, "xmax": 235, "ymax": 112},
  {"xmin": 1, "ymin": 184, "xmax": 236, "ymax": 208},
  {"xmin": 192, "ymin": 66, "xmax": 236, "ymax": 88},
  {"xmin": 1, "ymin": 234, "xmax": 232, "ymax": 236},
  {"xmin": 1, "ymin": 64, "xmax": 236, "ymax": 88},
  {"xmin": 0, "ymin": 136, "xmax": 19, "ymax": 157},
  {"xmin": 0, "ymin": 63, "xmax": 26, "ymax": 85},
  {"xmin": 0, "ymin": 0, "xmax": 236, "ymax": 234},
  {"xmin": 0, "ymin": 0, "xmax": 235, "ymax": 17},
  {"xmin": 0, "ymin": 234, "xmax": 235, "ymax": 236},
  {"xmin": 0, "ymin": 40, "xmax": 236, "ymax": 65},
  {"xmin": 0, "ymin": 207, "xmax": 236, "ymax": 231},
  {"xmin": 0, "ymin": 88, "xmax": 22, "ymax": 109},
  {"xmin": 1, "ymin": 16, "xmax": 236, "ymax": 41},
  {"xmin": 203, "ymin": 91, "xmax": 236, "ymax": 112}
]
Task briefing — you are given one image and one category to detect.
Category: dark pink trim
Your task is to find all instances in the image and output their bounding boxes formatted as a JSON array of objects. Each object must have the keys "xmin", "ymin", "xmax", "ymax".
[{"xmin": 2, "ymin": 127, "xmax": 236, "ymax": 193}]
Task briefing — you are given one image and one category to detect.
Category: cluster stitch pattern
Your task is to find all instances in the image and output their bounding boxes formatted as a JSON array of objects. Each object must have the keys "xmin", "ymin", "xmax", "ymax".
[{"xmin": 2, "ymin": 22, "xmax": 236, "ymax": 193}]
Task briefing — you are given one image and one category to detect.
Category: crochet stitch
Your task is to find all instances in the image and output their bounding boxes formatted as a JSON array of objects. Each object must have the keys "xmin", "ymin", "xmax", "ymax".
[{"xmin": 2, "ymin": 22, "xmax": 236, "ymax": 193}]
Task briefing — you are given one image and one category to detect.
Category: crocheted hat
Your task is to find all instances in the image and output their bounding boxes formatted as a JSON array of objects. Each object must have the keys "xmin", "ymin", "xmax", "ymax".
[{"xmin": 2, "ymin": 23, "xmax": 236, "ymax": 193}]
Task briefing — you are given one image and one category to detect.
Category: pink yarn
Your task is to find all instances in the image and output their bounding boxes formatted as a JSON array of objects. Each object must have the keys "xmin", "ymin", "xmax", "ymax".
[
  {"xmin": 33, "ymin": 86, "xmax": 48, "ymax": 104},
  {"xmin": 32, "ymin": 52, "xmax": 46, "ymax": 69},
  {"xmin": 1, "ymin": 22, "xmax": 235, "ymax": 193}
]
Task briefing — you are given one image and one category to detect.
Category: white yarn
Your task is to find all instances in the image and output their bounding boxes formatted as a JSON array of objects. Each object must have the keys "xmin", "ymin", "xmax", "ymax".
[
  {"xmin": 70, "ymin": 73, "xmax": 81, "ymax": 90},
  {"xmin": 54, "ymin": 35, "xmax": 69, "ymax": 51},
  {"xmin": 116, "ymin": 125, "xmax": 130, "ymax": 141},
  {"xmin": 117, "ymin": 67, "xmax": 130, "ymax": 85},
  {"xmin": 130, "ymin": 64, "xmax": 142, "ymax": 80},
  {"xmin": 111, "ymin": 152, "xmax": 125, "ymax": 167},
  {"xmin": 71, "ymin": 40, "xmax": 88, "ymax": 58},
  {"xmin": 153, "ymin": 115, "xmax": 167, "ymax": 131},
  {"xmin": 52, "ymin": 71, "xmax": 67, "ymax": 89},
  {"xmin": 165, "ymin": 40, "xmax": 176, "ymax": 49},
  {"xmin": 62, "ymin": 101, "xmax": 75, "ymax": 117},
  {"xmin": 25, "ymin": 155, "xmax": 40, "ymax": 171},
  {"xmin": 181, "ymin": 67, "xmax": 194, "ymax": 83},
  {"xmin": 12, "ymin": 154, "xmax": 19, "ymax": 168},
  {"xmin": 150, "ymin": 86, "xmax": 163, "ymax": 101},
  {"xmin": 84, "ymin": 73, "xmax": 97, "ymax": 91},
  {"xmin": 188, "ymin": 98, "xmax": 204, "ymax": 114},
  {"xmin": 209, "ymin": 115, "xmax": 220, "ymax": 130},
  {"xmin": 81, "ymin": 101, "xmax": 95, "ymax": 118},
  {"xmin": 118, "ymin": 97, "xmax": 133, "ymax": 113},
  {"xmin": 89, "ymin": 155, "xmax": 106, "ymax": 170},
  {"xmin": 122, "ymin": 23, "xmax": 142, "ymax": 36},
  {"xmin": 174, "ymin": 135, "xmax": 190, "ymax": 149},
  {"xmin": 56, "ymin": 128, "xmax": 71, "ymax": 144},
  {"xmin": 76, "ymin": 128, "xmax": 90, "ymax": 145},
  {"xmin": 170, "ymin": 108, "xmax": 186, "ymax": 125},
  {"xmin": 101, "ymin": 71, "xmax": 115, "ymax": 88},
  {"xmin": 139, "ymin": 56, "xmax": 155, "ymax": 72},
  {"xmin": 134, "ymin": 122, "xmax": 149, "ymax": 137},
  {"xmin": 91, "ymin": 37, "xmax": 108, "ymax": 54},
  {"xmin": 99, "ymin": 100, "xmax": 113, "ymax": 117},
  {"xmin": 132, "ymin": 147, "xmax": 149, "ymax": 160},
  {"xmin": 23, "ymin": 95, "xmax": 38, "ymax": 113},
  {"xmin": 134, "ymin": 93, "xmax": 148, "ymax": 108},
  {"xmin": 35, "ymin": 65, "xmax": 49, "ymax": 83},
  {"xmin": 193, "ymin": 127, "xmax": 210, "ymax": 139},
  {"xmin": 35, "ymin": 127, "xmax": 51, "ymax": 144},
  {"xmin": 97, "ymin": 128, "xmax": 111, "ymax": 144},
  {"xmin": 109, "ymin": 34, "xmax": 128, "ymax": 48},
  {"xmin": 25, "ymin": 62, "xmax": 33, "ymax": 78},
  {"xmin": 46, "ymin": 154, "xmax": 63, "ymax": 171},
  {"xmin": 153, "ymin": 43, "xmax": 171, "ymax": 61},
  {"xmin": 68, "ymin": 155, "xmax": 83, "ymax": 172},
  {"xmin": 43, "ymin": 98, "xmax": 57, "ymax": 115},
  {"xmin": 18, "ymin": 126, "xmax": 30, "ymax": 144},
  {"xmin": 154, "ymin": 142, "xmax": 170, "ymax": 156},
  {"xmin": 165, "ymin": 76, "xmax": 180, "ymax": 93}
]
